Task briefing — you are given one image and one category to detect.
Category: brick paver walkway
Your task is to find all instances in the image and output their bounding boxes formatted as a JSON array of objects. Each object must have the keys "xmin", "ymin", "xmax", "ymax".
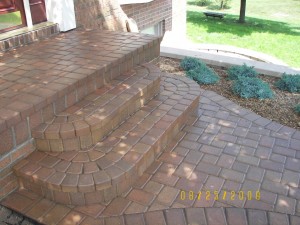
[
  {"xmin": 98, "ymin": 87, "xmax": 300, "ymax": 218},
  {"xmin": 2, "ymin": 76, "xmax": 300, "ymax": 224},
  {"xmin": 130, "ymin": 88, "xmax": 300, "ymax": 216}
]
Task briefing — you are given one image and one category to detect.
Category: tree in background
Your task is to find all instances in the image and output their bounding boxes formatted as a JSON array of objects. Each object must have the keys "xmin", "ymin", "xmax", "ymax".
[
  {"xmin": 216, "ymin": 0, "xmax": 231, "ymax": 9},
  {"xmin": 239, "ymin": 0, "xmax": 247, "ymax": 23},
  {"xmin": 198, "ymin": 0, "xmax": 211, "ymax": 6},
  {"xmin": 197, "ymin": 0, "xmax": 231, "ymax": 9}
]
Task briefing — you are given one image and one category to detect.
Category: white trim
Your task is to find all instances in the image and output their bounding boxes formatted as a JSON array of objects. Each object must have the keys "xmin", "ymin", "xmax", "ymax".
[
  {"xmin": 23, "ymin": 0, "xmax": 33, "ymax": 27},
  {"xmin": 119, "ymin": 0, "xmax": 154, "ymax": 5}
]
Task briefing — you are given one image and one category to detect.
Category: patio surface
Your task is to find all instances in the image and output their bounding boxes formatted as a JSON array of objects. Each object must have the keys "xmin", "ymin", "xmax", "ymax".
[
  {"xmin": 0, "ymin": 29, "xmax": 300, "ymax": 225},
  {"xmin": 2, "ymin": 85, "xmax": 300, "ymax": 224}
]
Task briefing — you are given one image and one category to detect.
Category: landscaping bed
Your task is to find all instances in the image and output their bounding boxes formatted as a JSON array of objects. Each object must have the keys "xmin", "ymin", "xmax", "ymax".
[{"xmin": 158, "ymin": 57, "xmax": 300, "ymax": 129}]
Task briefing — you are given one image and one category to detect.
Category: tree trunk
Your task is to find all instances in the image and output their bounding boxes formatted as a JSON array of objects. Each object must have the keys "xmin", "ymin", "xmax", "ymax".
[
  {"xmin": 100, "ymin": 0, "xmax": 130, "ymax": 31},
  {"xmin": 239, "ymin": 0, "xmax": 246, "ymax": 23},
  {"xmin": 75, "ymin": 0, "xmax": 138, "ymax": 32}
]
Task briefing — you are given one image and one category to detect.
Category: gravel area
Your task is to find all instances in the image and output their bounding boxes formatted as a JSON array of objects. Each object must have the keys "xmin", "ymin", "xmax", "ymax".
[
  {"xmin": 0, "ymin": 205, "xmax": 37, "ymax": 225},
  {"xmin": 158, "ymin": 57, "xmax": 300, "ymax": 129}
]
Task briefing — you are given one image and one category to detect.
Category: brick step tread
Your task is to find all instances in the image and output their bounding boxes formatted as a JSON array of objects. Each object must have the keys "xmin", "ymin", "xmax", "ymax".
[
  {"xmin": 32, "ymin": 63, "xmax": 161, "ymax": 152},
  {"xmin": 13, "ymin": 74, "xmax": 200, "ymax": 205}
]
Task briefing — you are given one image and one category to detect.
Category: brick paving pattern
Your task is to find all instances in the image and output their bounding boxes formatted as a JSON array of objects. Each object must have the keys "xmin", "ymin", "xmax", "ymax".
[
  {"xmin": 0, "ymin": 29, "xmax": 161, "ymax": 202},
  {"xmin": 2, "ymin": 78, "xmax": 300, "ymax": 224},
  {"xmin": 11, "ymin": 71, "xmax": 199, "ymax": 206},
  {"xmin": 0, "ymin": 30, "xmax": 300, "ymax": 225}
]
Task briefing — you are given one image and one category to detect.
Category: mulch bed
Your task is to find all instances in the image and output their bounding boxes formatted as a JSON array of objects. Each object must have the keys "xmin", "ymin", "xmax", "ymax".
[{"xmin": 157, "ymin": 57, "xmax": 300, "ymax": 130}]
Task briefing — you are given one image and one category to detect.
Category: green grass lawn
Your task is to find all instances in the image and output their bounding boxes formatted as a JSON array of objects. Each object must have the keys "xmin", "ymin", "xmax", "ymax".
[{"xmin": 187, "ymin": 0, "xmax": 300, "ymax": 67}]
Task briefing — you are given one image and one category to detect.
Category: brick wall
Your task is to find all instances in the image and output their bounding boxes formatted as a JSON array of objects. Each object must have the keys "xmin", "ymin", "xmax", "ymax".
[
  {"xmin": 73, "ymin": 0, "xmax": 186, "ymax": 34},
  {"xmin": 121, "ymin": 0, "xmax": 173, "ymax": 32},
  {"xmin": 122, "ymin": 0, "xmax": 186, "ymax": 34}
]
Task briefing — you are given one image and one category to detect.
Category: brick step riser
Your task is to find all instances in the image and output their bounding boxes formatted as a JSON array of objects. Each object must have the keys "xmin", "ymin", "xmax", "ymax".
[
  {"xmin": 34, "ymin": 78, "xmax": 161, "ymax": 152},
  {"xmin": 15, "ymin": 99, "xmax": 199, "ymax": 206}
]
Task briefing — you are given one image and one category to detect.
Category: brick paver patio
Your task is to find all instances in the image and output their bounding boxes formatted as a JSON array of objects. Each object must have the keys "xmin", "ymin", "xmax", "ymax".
[
  {"xmin": 2, "ymin": 84, "xmax": 300, "ymax": 224},
  {"xmin": 0, "ymin": 29, "xmax": 299, "ymax": 225}
]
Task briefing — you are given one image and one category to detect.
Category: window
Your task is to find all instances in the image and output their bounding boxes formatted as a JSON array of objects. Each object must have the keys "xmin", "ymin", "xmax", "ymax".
[
  {"xmin": 119, "ymin": 0, "xmax": 154, "ymax": 5},
  {"xmin": 141, "ymin": 21, "xmax": 163, "ymax": 36},
  {"xmin": 0, "ymin": 0, "xmax": 26, "ymax": 33}
]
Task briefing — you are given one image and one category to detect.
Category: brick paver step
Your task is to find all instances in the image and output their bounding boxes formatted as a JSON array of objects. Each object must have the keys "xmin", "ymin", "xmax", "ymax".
[
  {"xmin": 32, "ymin": 64, "xmax": 161, "ymax": 152},
  {"xmin": 0, "ymin": 30, "xmax": 161, "ymax": 159},
  {"xmin": 13, "ymin": 72, "xmax": 200, "ymax": 205}
]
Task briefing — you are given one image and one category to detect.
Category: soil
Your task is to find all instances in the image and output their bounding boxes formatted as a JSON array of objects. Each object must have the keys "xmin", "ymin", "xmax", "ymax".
[
  {"xmin": 157, "ymin": 57, "xmax": 300, "ymax": 130},
  {"xmin": 0, "ymin": 205, "xmax": 36, "ymax": 225}
]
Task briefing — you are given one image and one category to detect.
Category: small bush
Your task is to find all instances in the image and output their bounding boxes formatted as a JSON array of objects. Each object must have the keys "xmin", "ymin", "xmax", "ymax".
[
  {"xmin": 227, "ymin": 64, "xmax": 258, "ymax": 80},
  {"xmin": 295, "ymin": 104, "xmax": 300, "ymax": 114},
  {"xmin": 275, "ymin": 73, "xmax": 300, "ymax": 93},
  {"xmin": 187, "ymin": 66, "xmax": 220, "ymax": 84},
  {"xmin": 180, "ymin": 57, "xmax": 206, "ymax": 71},
  {"xmin": 232, "ymin": 77, "xmax": 274, "ymax": 99}
]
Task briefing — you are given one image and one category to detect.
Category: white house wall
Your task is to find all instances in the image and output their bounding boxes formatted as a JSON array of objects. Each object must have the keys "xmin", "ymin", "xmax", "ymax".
[{"xmin": 45, "ymin": 0, "xmax": 76, "ymax": 31}]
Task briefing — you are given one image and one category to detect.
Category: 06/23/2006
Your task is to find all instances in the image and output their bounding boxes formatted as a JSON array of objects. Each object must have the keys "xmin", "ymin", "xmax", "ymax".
[{"xmin": 180, "ymin": 190, "xmax": 261, "ymax": 201}]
